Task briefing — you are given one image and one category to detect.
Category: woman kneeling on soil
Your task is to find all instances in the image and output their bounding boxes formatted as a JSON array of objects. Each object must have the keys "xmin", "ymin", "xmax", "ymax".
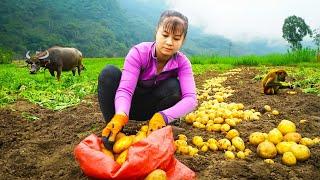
[{"xmin": 98, "ymin": 10, "xmax": 198, "ymax": 149}]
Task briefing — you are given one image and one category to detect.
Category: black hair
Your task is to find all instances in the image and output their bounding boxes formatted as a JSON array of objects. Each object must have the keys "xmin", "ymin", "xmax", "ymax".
[{"xmin": 157, "ymin": 10, "xmax": 189, "ymax": 38}]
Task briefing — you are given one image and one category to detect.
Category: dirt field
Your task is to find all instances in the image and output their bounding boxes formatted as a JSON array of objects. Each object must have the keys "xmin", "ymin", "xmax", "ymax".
[{"xmin": 0, "ymin": 67, "xmax": 319, "ymax": 179}]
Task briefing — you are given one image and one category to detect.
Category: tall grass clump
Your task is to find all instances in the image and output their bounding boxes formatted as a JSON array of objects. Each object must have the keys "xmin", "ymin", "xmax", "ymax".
[{"xmin": 189, "ymin": 48, "xmax": 317, "ymax": 66}]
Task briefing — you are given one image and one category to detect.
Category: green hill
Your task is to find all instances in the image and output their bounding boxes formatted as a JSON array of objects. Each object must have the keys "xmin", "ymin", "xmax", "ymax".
[{"xmin": 0, "ymin": 0, "xmax": 287, "ymax": 58}]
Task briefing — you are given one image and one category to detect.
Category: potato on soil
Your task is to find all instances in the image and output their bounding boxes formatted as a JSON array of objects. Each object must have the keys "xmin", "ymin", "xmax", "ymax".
[
  {"xmin": 277, "ymin": 120, "xmax": 296, "ymax": 135},
  {"xmin": 268, "ymin": 128, "xmax": 283, "ymax": 145},
  {"xmin": 282, "ymin": 152, "xmax": 296, "ymax": 166},
  {"xmin": 276, "ymin": 141, "xmax": 296, "ymax": 154},
  {"xmin": 290, "ymin": 144, "xmax": 310, "ymax": 161},
  {"xmin": 249, "ymin": 132, "xmax": 266, "ymax": 145},
  {"xmin": 283, "ymin": 132, "xmax": 301, "ymax": 143},
  {"xmin": 257, "ymin": 141, "xmax": 277, "ymax": 159}
]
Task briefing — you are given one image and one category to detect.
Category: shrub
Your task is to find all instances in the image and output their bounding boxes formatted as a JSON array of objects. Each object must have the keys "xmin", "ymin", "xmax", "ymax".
[{"xmin": 0, "ymin": 47, "xmax": 14, "ymax": 64}]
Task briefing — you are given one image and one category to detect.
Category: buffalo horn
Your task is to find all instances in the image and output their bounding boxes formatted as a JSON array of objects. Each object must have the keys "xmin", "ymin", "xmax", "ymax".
[
  {"xmin": 39, "ymin": 50, "xmax": 49, "ymax": 59},
  {"xmin": 26, "ymin": 51, "xmax": 31, "ymax": 59}
]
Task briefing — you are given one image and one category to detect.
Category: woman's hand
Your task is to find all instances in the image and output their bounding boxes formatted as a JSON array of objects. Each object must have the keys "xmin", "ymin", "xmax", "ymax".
[
  {"xmin": 147, "ymin": 113, "xmax": 166, "ymax": 135},
  {"xmin": 102, "ymin": 114, "xmax": 128, "ymax": 149}
]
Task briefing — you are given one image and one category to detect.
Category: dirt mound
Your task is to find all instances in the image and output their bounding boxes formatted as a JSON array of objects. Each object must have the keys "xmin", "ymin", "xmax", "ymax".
[{"xmin": 0, "ymin": 67, "xmax": 319, "ymax": 179}]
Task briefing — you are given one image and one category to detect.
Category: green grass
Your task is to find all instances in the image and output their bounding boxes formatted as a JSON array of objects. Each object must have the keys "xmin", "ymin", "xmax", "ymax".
[
  {"xmin": 0, "ymin": 58, "xmax": 124, "ymax": 109},
  {"xmin": 190, "ymin": 48, "xmax": 318, "ymax": 66},
  {"xmin": 1, "ymin": 48, "xmax": 319, "ymax": 109}
]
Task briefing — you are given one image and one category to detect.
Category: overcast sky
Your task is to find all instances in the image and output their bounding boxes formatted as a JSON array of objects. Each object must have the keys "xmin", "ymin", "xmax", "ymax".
[{"xmin": 164, "ymin": 0, "xmax": 319, "ymax": 44}]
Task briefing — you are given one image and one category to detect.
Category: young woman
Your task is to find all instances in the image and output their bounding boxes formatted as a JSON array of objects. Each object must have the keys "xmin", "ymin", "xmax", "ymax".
[{"xmin": 98, "ymin": 10, "xmax": 198, "ymax": 149}]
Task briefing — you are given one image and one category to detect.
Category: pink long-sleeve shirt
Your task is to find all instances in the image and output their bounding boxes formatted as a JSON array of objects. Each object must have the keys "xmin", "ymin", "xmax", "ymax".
[{"xmin": 115, "ymin": 42, "xmax": 198, "ymax": 123}]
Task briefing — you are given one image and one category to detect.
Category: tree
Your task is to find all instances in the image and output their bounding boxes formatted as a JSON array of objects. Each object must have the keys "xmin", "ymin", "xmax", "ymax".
[
  {"xmin": 313, "ymin": 28, "xmax": 320, "ymax": 51},
  {"xmin": 282, "ymin": 15, "xmax": 312, "ymax": 51}
]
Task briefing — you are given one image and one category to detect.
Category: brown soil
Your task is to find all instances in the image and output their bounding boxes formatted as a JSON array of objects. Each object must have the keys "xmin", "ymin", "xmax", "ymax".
[{"xmin": 0, "ymin": 67, "xmax": 319, "ymax": 179}]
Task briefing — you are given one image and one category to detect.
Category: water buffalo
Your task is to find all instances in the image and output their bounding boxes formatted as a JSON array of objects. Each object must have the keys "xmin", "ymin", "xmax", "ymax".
[{"xmin": 25, "ymin": 47, "xmax": 84, "ymax": 81}]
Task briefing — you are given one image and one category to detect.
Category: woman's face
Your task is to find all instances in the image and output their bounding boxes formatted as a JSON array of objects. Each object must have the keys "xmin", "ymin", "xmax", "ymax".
[{"xmin": 155, "ymin": 21, "xmax": 185, "ymax": 60}]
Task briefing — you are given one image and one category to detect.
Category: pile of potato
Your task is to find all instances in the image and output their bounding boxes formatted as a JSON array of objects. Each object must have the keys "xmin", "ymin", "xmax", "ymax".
[
  {"xmin": 179, "ymin": 69, "xmax": 258, "ymax": 159},
  {"xmin": 175, "ymin": 134, "xmax": 253, "ymax": 160},
  {"xmin": 180, "ymin": 69, "xmax": 320, "ymax": 167},
  {"xmin": 249, "ymin": 120, "xmax": 319, "ymax": 166},
  {"xmin": 100, "ymin": 125, "xmax": 149, "ymax": 165},
  {"xmin": 186, "ymin": 69, "xmax": 262, "ymax": 134}
]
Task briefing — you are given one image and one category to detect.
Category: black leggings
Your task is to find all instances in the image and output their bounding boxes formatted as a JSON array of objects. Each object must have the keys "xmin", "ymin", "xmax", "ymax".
[{"xmin": 98, "ymin": 65, "xmax": 181, "ymax": 122}]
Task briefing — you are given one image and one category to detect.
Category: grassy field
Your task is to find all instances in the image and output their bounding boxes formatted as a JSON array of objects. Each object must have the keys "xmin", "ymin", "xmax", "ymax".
[{"xmin": 0, "ymin": 49, "xmax": 319, "ymax": 110}]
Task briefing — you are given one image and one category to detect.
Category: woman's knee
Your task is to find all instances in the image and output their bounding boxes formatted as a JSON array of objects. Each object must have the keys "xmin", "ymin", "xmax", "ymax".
[
  {"xmin": 160, "ymin": 78, "xmax": 181, "ymax": 96},
  {"xmin": 98, "ymin": 65, "xmax": 121, "ymax": 84}
]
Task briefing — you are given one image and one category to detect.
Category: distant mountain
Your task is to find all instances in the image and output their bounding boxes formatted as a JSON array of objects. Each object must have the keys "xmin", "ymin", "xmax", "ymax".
[
  {"xmin": 0, "ymin": 0, "xmax": 288, "ymax": 58},
  {"xmin": 119, "ymin": 0, "xmax": 288, "ymax": 56}
]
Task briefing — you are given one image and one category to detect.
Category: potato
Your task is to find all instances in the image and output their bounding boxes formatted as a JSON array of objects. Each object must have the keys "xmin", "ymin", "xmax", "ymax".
[
  {"xmin": 192, "ymin": 136, "xmax": 204, "ymax": 148},
  {"xmin": 313, "ymin": 137, "xmax": 320, "ymax": 144},
  {"xmin": 178, "ymin": 145, "xmax": 189, "ymax": 155},
  {"xmin": 299, "ymin": 119, "xmax": 308, "ymax": 124},
  {"xmin": 212, "ymin": 124, "xmax": 222, "ymax": 131},
  {"xmin": 224, "ymin": 151, "xmax": 235, "ymax": 159},
  {"xmin": 225, "ymin": 118, "xmax": 237, "ymax": 127},
  {"xmin": 140, "ymin": 125, "xmax": 149, "ymax": 132},
  {"xmin": 201, "ymin": 145, "xmax": 209, "ymax": 152},
  {"xmin": 231, "ymin": 137, "xmax": 245, "ymax": 151},
  {"xmin": 145, "ymin": 169, "xmax": 167, "ymax": 180},
  {"xmin": 113, "ymin": 135, "xmax": 133, "ymax": 154},
  {"xmin": 133, "ymin": 131, "xmax": 147, "ymax": 143},
  {"xmin": 192, "ymin": 121, "xmax": 202, "ymax": 128},
  {"xmin": 188, "ymin": 146, "xmax": 199, "ymax": 156},
  {"xmin": 206, "ymin": 125, "xmax": 213, "ymax": 132},
  {"xmin": 276, "ymin": 141, "xmax": 296, "ymax": 154},
  {"xmin": 213, "ymin": 117, "xmax": 224, "ymax": 124},
  {"xmin": 177, "ymin": 134, "xmax": 187, "ymax": 141},
  {"xmin": 237, "ymin": 103, "xmax": 244, "ymax": 110},
  {"xmin": 299, "ymin": 137, "xmax": 314, "ymax": 147},
  {"xmin": 282, "ymin": 152, "xmax": 296, "ymax": 166},
  {"xmin": 264, "ymin": 159, "xmax": 275, "ymax": 164},
  {"xmin": 287, "ymin": 91, "xmax": 297, "ymax": 95},
  {"xmin": 207, "ymin": 138, "xmax": 218, "ymax": 145},
  {"xmin": 116, "ymin": 149, "xmax": 128, "ymax": 165},
  {"xmin": 226, "ymin": 129, "xmax": 240, "ymax": 140},
  {"xmin": 268, "ymin": 128, "xmax": 283, "ymax": 145},
  {"xmin": 277, "ymin": 120, "xmax": 296, "ymax": 135},
  {"xmin": 227, "ymin": 145, "xmax": 236, "ymax": 152},
  {"xmin": 271, "ymin": 110, "xmax": 279, "ymax": 115},
  {"xmin": 214, "ymin": 95, "xmax": 224, "ymax": 102},
  {"xmin": 290, "ymin": 144, "xmax": 310, "ymax": 161},
  {"xmin": 257, "ymin": 141, "xmax": 277, "ymax": 159},
  {"xmin": 220, "ymin": 124, "xmax": 231, "ymax": 132},
  {"xmin": 237, "ymin": 151, "xmax": 246, "ymax": 159},
  {"xmin": 283, "ymin": 132, "xmax": 301, "ymax": 143},
  {"xmin": 175, "ymin": 140, "xmax": 188, "ymax": 147},
  {"xmin": 263, "ymin": 133, "xmax": 268, "ymax": 139},
  {"xmin": 101, "ymin": 147, "xmax": 115, "ymax": 160},
  {"xmin": 209, "ymin": 143, "xmax": 218, "ymax": 151},
  {"xmin": 218, "ymin": 138, "xmax": 231, "ymax": 150},
  {"xmin": 244, "ymin": 149, "xmax": 252, "ymax": 156},
  {"xmin": 264, "ymin": 105, "xmax": 272, "ymax": 112},
  {"xmin": 115, "ymin": 132, "xmax": 126, "ymax": 142},
  {"xmin": 249, "ymin": 132, "xmax": 265, "ymax": 145}
]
